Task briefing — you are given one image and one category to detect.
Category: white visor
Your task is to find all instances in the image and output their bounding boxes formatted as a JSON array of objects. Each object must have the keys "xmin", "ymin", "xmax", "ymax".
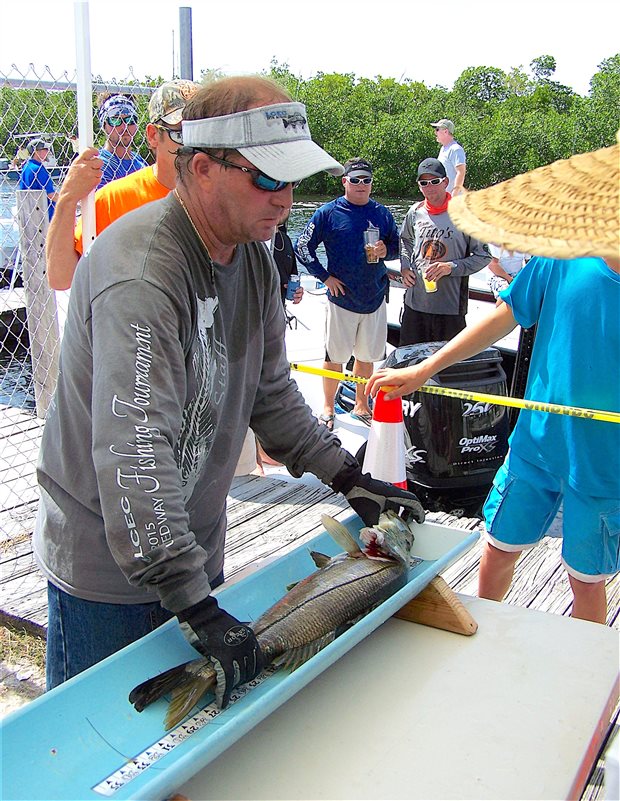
[{"xmin": 182, "ymin": 102, "xmax": 343, "ymax": 182}]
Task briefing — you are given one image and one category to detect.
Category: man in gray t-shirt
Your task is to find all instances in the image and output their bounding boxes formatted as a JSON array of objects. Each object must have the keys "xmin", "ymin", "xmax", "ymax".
[
  {"xmin": 431, "ymin": 118, "xmax": 467, "ymax": 195},
  {"xmin": 35, "ymin": 75, "xmax": 424, "ymax": 708},
  {"xmin": 399, "ymin": 158, "xmax": 489, "ymax": 346}
]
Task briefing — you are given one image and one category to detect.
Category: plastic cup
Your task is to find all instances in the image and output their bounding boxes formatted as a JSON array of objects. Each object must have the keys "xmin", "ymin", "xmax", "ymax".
[
  {"xmin": 363, "ymin": 229, "xmax": 380, "ymax": 263},
  {"xmin": 423, "ymin": 274, "xmax": 437, "ymax": 293},
  {"xmin": 420, "ymin": 263, "xmax": 437, "ymax": 293}
]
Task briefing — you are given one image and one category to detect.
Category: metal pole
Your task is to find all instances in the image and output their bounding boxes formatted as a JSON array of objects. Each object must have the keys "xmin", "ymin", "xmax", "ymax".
[
  {"xmin": 74, "ymin": 1, "xmax": 96, "ymax": 252},
  {"xmin": 179, "ymin": 7, "xmax": 193, "ymax": 80}
]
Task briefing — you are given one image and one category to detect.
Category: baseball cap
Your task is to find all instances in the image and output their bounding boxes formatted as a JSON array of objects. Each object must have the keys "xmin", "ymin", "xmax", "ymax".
[
  {"xmin": 343, "ymin": 158, "xmax": 373, "ymax": 178},
  {"xmin": 181, "ymin": 102, "xmax": 343, "ymax": 182},
  {"xmin": 430, "ymin": 118, "xmax": 455, "ymax": 134},
  {"xmin": 98, "ymin": 95, "xmax": 137, "ymax": 126},
  {"xmin": 149, "ymin": 79, "xmax": 201, "ymax": 125},
  {"xmin": 417, "ymin": 158, "xmax": 446, "ymax": 179},
  {"xmin": 27, "ymin": 139, "xmax": 52, "ymax": 154}
]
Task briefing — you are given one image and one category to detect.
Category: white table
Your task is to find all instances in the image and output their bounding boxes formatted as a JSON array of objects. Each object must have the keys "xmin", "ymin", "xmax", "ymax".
[{"xmin": 179, "ymin": 596, "xmax": 619, "ymax": 800}]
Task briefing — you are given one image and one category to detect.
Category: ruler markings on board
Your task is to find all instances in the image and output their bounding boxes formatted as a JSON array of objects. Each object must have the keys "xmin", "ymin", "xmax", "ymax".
[{"xmin": 92, "ymin": 665, "xmax": 279, "ymax": 796}]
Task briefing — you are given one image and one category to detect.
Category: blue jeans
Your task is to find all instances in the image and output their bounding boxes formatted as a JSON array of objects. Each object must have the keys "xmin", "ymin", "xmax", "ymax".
[{"xmin": 46, "ymin": 572, "xmax": 224, "ymax": 691}]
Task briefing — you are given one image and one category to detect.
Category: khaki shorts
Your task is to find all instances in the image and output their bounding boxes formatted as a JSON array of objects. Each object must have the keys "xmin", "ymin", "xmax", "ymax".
[{"xmin": 325, "ymin": 301, "xmax": 387, "ymax": 364}]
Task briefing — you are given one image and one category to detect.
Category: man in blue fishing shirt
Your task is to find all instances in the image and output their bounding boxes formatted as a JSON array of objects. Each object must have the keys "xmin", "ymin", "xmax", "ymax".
[
  {"xmin": 295, "ymin": 158, "xmax": 400, "ymax": 430},
  {"xmin": 19, "ymin": 139, "xmax": 58, "ymax": 220},
  {"xmin": 96, "ymin": 94, "xmax": 148, "ymax": 187}
]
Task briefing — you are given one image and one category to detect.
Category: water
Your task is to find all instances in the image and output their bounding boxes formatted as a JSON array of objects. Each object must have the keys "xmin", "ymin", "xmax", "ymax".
[{"xmin": 0, "ymin": 355, "xmax": 35, "ymax": 410}]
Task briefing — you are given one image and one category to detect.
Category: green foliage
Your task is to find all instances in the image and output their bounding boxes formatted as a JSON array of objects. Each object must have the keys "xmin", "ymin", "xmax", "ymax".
[
  {"xmin": 453, "ymin": 66, "xmax": 510, "ymax": 105},
  {"xmin": 3, "ymin": 54, "xmax": 619, "ymax": 194},
  {"xmin": 530, "ymin": 55, "xmax": 557, "ymax": 81}
]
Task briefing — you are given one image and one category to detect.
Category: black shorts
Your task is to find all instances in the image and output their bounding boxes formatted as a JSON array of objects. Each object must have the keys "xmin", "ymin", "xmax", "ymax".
[{"xmin": 399, "ymin": 306, "xmax": 466, "ymax": 346}]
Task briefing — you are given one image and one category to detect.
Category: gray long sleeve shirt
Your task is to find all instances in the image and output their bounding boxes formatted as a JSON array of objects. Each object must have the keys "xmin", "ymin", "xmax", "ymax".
[
  {"xmin": 400, "ymin": 202, "xmax": 490, "ymax": 315},
  {"xmin": 34, "ymin": 194, "xmax": 347, "ymax": 612}
]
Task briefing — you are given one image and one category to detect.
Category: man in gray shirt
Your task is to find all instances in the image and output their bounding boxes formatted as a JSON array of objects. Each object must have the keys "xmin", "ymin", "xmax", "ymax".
[
  {"xmin": 35, "ymin": 75, "xmax": 424, "ymax": 708},
  {"xmin": 399, "ymin": 158, "xmax": 490, "ymax": 346}
]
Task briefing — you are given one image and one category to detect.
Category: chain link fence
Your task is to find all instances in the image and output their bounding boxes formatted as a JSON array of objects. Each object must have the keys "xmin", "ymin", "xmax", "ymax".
[{"xmin": 1, "ymin": 64, "xmax": 160, "ymax": 600}]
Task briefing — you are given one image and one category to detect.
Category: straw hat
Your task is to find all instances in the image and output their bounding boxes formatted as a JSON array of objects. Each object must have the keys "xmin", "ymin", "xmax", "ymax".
[{"xmin": 448, "ymin": 130, "xmax": 620, "ymax": 260}]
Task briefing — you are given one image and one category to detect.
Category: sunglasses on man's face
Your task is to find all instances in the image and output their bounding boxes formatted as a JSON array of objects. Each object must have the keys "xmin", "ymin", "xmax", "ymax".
[
  {"xmin": 346, "ymin": 176, "xmax": 373, "ymax": 185},
  {"xmin": 154, "ymin": 123, "xmax": 183, "ymax": 145},
  {"xmin": 418, "ymin": 177, "xmax": 444, "ymax": 186},
  {"xmin": 107, "ymin": 115, "xmax": 138, "ymax": 127},
  {"xmin": 203, "ymin": 152, "xmax": 301, "ymax": 192}
]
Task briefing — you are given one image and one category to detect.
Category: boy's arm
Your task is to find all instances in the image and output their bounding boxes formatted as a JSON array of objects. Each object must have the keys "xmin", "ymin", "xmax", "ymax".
[
  {"xmin": 367, "ymin": 301, "xmax": 517, "ymax": 400},
  {"xmin": 46, "ymin": 148, "xmax": 102, "ymax": 290},
  {"xmin": 488, "ymin": 257, "xmax": 513, "ymax": 283}
]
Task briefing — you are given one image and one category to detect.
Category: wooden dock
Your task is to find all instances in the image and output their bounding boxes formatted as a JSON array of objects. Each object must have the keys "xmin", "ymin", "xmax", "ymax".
[
  {"xmin": 2, "ymin": 401, "xmax": 620, "ymax": 637},
  {"xmin": 2, "ymin": 400, "xmax": 620, "ymax": 634}
]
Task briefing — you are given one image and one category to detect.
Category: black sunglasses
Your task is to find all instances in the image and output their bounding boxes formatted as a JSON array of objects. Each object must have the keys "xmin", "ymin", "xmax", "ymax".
[
  {"xmin": 418, "ymin": 177, "xmax": 444, "ymax": 186},
  {"xmin": 198, "ymin": 151, "xmax": 300, "ymax": 192},
  {"xmin": 154, "ymin": 123, "xmax": 183, "ymax": 145}
]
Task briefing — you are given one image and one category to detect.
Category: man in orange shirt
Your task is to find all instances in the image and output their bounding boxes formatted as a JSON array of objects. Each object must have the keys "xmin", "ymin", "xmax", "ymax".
[{"xmin": 46, "ymin": 79, "xmax": 200, "ymax": 290}]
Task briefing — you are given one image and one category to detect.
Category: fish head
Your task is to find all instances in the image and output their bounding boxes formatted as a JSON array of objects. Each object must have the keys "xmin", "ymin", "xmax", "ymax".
[{"xmin": 359, "ymin": 510, "xmax": 416, "ymax": 565}]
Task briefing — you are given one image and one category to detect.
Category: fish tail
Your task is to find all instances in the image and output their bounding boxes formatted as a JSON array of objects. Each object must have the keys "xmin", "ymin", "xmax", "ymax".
[
  {"xmin": 129, "ymin": 658, "xmax": 215, "ymax": 720},
  {"xmin": 164, "ymin": 672, "xmax": 217, "ymax": 729}
]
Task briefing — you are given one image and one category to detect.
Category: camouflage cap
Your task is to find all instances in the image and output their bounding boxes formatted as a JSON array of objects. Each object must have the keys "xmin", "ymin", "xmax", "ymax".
[{"xmin": 148, "ymin": 79, "xmax": 201, "ymax": 125}]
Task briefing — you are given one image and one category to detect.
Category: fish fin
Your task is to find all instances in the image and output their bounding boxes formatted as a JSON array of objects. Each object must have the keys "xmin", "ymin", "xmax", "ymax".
[
  {"xmin": 309, "ymin": 550, "xmax": 332, "ymax": 569},
  {"xmin": 321, "ymin": 514, "xmax": 364, "ymax": 557},
  {"xmin": 285, "ymin": 580, "xmax": 300, "ymax": 592},
  {"xmin": 164, "ymin": 673, "xmax": 216, "ymax": 730},
  {"xmin": 129, "ymin": 658, "xmax": 214, "ymax": 714},
  {"xmin": 273, "ymin": 632, "xmax": 337, "ymax": 671}
]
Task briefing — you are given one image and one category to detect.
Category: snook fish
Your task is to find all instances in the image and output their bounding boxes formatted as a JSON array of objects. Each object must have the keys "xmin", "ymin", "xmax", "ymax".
[{"xmin": 129, "ymin": 511, "xmax": 416, "ymax": 729}]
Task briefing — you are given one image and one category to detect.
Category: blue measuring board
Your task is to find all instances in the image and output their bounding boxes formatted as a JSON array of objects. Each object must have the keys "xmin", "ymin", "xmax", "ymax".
[{"xmin": 1, "ymin": 516, "xmax": 478, "ymax": 800}]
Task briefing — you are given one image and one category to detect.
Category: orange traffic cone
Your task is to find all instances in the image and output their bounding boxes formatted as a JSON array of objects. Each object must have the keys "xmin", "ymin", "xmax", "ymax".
[{"xmin": 362, "ymin": 389, "xmax": 407, "ymax": 488}]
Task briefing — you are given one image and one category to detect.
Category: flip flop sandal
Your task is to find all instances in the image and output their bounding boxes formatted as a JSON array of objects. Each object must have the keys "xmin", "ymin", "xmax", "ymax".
[
  {"xmin": 350, "ymin": 412, "xmax": 373, "ymax": 426},
  {"xmin": 319, "ymin": 413, "xmax": 335, "ymax": 432}
]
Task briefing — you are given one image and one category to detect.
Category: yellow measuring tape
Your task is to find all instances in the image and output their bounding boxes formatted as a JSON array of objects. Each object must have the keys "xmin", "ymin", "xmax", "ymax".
[{"xmin": 289, "ymin": 362, "xmax": 620, "ymax": 425}]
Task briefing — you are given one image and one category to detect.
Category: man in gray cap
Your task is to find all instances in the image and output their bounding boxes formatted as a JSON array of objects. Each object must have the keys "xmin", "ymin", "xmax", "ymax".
[
  {"xmin": 430, "ymin": 118, "xmax": 467, "ymax": 195},
  {"xmin": 399, "ymin": 157, "xmax": 489, "ymax": 346},
  {"xmin": 35, "ymin": 75, "xmax": 425, "ymax": 707},
  {"xmin": 18, "ymin": 139, "xmax": 58, "ymax": 220},
  {"xmin": 46, "ymin": 79, "xmax": 200, "ymax": 289}
]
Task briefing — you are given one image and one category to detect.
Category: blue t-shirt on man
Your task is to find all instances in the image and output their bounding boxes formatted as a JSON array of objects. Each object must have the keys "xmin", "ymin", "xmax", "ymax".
[
  {"xmin": 19, "ymin": 158, "xmax": 56, "ymax": 220},
  {"xmin": 97, "ymin": 148, "xmax": 148, "ymax": 188},
  {"xmin": 294, "ymin": 196, "xmax": 400, "ymax": 314}
]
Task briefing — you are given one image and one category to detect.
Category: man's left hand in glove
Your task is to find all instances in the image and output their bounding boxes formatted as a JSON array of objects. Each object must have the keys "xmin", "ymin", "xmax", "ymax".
[
  {"xmin": 331, "ymin": 454, "xmax": 425, "ymax": 527},
  {"xmin": 177, "ymin": 596, "xmax": 264, "ymax": 708}
]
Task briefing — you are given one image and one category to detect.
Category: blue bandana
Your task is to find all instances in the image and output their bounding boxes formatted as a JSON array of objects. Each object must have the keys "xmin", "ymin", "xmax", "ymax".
[{"xmin": 98, "ymin": 95, "xmax": 137, "ymax": 126}]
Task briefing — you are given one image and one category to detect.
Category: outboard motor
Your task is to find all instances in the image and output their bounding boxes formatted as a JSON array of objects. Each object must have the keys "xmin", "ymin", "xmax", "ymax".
[{"xmin": 385, "ymin": 342, "xmax": 509, "ymax": 517}]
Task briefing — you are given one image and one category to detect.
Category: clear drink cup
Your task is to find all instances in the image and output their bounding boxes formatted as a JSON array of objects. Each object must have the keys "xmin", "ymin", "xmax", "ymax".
[
  {"xmin": 363, "ymin": 229, "xmax": 380, "ymax": 263},
  {"xmin": 423, "ymin": 273, "xmax": 437, "ymax": 292},
  {"xmin": 420, "ymin": 262, "xmax": 437, "ymax": 293}
]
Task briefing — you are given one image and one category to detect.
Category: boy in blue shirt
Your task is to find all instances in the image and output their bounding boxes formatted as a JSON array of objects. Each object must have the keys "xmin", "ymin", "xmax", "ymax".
[
  {"xmin": 367, "ymin": 135, "xmax": 620, "ymax": 624},
  {"xmin": 19, "ymin": 139, "xmax": 58, "ymax": 220}
]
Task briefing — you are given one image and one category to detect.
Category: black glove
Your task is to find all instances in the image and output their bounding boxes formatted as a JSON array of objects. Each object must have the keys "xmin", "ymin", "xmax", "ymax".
[
  {"xmin": 331, "ymin": 454, "xmax": 425, "ymax": 527},
  {"xmin": 177, "ymin": 596, "xmax": 264, "ymax": 708}
]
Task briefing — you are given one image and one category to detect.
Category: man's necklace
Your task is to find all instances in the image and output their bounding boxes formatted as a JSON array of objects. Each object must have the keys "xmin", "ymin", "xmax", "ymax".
[{"xmin": 173, "ymin": 188, "xmax": 215, "ymax": 285}]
